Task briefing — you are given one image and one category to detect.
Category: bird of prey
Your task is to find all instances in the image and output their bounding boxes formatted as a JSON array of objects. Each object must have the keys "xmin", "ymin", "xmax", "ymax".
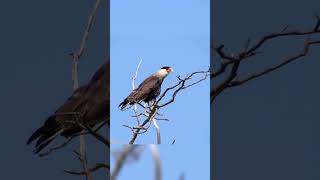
[
  {"xmin": 27, "ymin": 61, "xmax": 110, "ymax": 153},
  {"xmin": 119, "ymin": 66, "xmax": 173, "ymax": 110}
]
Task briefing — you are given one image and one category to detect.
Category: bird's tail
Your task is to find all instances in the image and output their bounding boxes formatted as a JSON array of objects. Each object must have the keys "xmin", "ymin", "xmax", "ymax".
[
  {"xmin": 27, "ymin": 115, "xmax": 63, "ymax": 154},
  {"xmin": 119, "ymin": 98, "xmax": 129, "ymax": 110}
]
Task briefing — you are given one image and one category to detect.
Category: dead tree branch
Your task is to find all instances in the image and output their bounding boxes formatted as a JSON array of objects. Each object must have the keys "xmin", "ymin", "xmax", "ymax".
[
  {"xmin": 132, "ymin": 59, "xmax": 143, "ymax": 125},
  {"xmin": 227, "ymin": 39, "xmax": 320, "ymax": 88},
  {"xmin": 64, "ymin": 163, "xmax": 109, "ymax": 176},
  {"xmin": 128, "ymin": 106, "xmax": 158, "ymax": 144},
  {"xmin": 38, "ymin": 121, "xmax": 107, "ymax": 157},
  {"xmin": 211, "ymin": 16, "xmax": 320, "ymax": 103},
  {"xmin": 80, "ymin": 121, "xmax": 111, "ymax": 147}
]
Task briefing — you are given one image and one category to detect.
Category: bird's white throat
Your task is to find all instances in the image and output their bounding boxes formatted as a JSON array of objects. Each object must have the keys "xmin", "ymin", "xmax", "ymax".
[{"xmin": 155, "ymin": 69, "xmax": 170, "ymax": 78}]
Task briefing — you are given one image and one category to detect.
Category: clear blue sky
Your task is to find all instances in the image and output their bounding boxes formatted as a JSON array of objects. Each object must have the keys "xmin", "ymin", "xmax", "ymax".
[{"xmin": 110, "ymin": 0, "xmax": 210, "ymax": 179}]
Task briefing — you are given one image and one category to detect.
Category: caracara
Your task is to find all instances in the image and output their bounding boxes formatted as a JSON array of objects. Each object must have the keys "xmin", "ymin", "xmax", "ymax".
[
  {"xmin": 119, "ymin": 66, "xmax": 173, "ymax": 110},
  {"xmin": 27, "ymin": 61, "xmax": 109, "ymax": 154}
]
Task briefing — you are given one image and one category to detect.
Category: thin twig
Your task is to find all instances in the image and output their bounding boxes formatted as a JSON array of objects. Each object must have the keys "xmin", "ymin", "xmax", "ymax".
[
  {"xmin": 80, "ymin": 122, "xmax": 110, "ymax": 147},
  {"xmin": 157, "ymin": 70, "xmax": 210, "ymax": 108},
  {"xmin": 132, "ymin": 58, "xmax": 143, "ymax": 125},
  {"xmin": 38, "ymin": 120, "xmax": 107, "ymax": 157},
  {"xmin": 38, "ymin": 138, "xmax": 73, "ymax": 157},
  {"xmin": 64, "ymin": 163, "xmax": 109, "ymax": 176},
  {"xmin": 228, "ymin": 40, "xmax": 320, "ymax": 87},
  {"xmin": 129, "ymin": 107, "xmax": 158, "ymax": 144}
]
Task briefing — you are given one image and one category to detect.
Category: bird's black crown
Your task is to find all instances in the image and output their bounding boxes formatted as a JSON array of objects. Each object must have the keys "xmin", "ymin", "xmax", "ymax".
[{"xmin": 160, "ymin": 66, "xmax": 171, "ymax": 70}]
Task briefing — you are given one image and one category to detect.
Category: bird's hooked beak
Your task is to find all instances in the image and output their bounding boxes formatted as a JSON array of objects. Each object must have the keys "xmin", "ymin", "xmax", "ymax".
[{"xmin": 167, "ymin": 67, "xmax": 173, "ymax": 73}]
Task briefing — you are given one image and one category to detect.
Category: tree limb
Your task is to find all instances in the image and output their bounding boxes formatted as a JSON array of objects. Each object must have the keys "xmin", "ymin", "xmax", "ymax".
[{"xmin": 211, "ymin": 16, "xmax": 320, "ymax": 103}]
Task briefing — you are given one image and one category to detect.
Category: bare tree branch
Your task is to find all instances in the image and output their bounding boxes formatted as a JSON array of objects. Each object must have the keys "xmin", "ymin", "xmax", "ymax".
[
  {"xmin": 132, "ymin": 59, "xmax": 143, "ymax": 125},
  {"xmin": 38, "ymin": 120, "xmax": 107, "ymax": 157},
  {"xmin": 64, "ymin": 163, "xmax": 109, "ymax": 176},
  {"xmin": 80, "ymin": 121, "xmax": 110, "ymax": 148},
  {"xmin": 227, "ymin": 40, "xmax": 320, "ymax": 88},
  {"xmin": 128, "ymin": 106, "xmax": 158, "ymax": 144},
  {"xmin": 38, "ymin": 138, "xmax": 73, "ymax": 157},
  {"xmin": 211, "ymin": 16, "xmax": 320, "ymax": 103}
]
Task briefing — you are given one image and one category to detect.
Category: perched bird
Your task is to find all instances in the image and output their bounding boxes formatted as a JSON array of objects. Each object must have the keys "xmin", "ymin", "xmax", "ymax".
[
  {"xmin": 27, "ymin": 61, "xmax": 110, "ymax": 154},
  {"xmin": 119, "ymin": 66, "xmax": 173, "ymax": 110}
]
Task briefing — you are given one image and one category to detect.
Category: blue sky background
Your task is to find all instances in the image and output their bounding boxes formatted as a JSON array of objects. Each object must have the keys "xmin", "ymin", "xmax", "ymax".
[{"xmin": 110, "ymin": 0, "xmax": 210, "ymax": 179}]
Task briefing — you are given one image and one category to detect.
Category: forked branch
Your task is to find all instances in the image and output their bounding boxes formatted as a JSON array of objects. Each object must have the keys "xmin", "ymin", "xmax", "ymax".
[{"xmin": 211, "ymin": 15, "xmax": 320, "ymax": 103}]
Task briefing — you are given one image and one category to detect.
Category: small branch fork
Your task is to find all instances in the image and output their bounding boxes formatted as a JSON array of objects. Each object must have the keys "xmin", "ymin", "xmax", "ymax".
[
  {"xmin": 53, "ymin": 120, "xmax": 107, "ymax": 177},
  {"xmin": 123, "ymin": 61, "xmax": 209, "ymax": 144},
  {"xmin": 211, "ymin": 15, "xmax": 320, "ymax": 103},
  {"xmin": 38, "ymin": 119, "xmax": 108, "ymax": 157}
]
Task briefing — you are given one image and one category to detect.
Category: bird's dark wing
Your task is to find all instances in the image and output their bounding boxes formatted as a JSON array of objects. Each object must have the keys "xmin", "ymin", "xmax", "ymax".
[
  {"xmin": 73, "ymin": 61, "xmax": 109, "ymax": 128},
  {"xmin": 59, "ymin": 61, "xmax": 109, "ymax": 136},
  {"xmin": 27, "ymin": 61, "xmax": 110, "ymax": 153},
  {"xmin": 26, "ymin": 85, "xmax": 88, "ymax": 153},
  {"xmin": 127, "ymin": 75, "xmax": 162, "ymax": 103},
  {"xmin": 119, "ymin": 74, "xmax": 164, "ymax": 110}
]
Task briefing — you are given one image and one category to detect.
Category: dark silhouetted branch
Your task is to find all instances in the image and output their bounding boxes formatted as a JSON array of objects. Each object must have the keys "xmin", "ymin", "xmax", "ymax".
[
  {"xmin": 64, "ymin": 163, "xmax": 109, "ymax": 176},
  {"xmin": 227, "ymin": 40, "xmax": 320, "ymax": 88},
  {"xmin": 211, "ymin": 16, "xmax": 320, "ymax": 103}
]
